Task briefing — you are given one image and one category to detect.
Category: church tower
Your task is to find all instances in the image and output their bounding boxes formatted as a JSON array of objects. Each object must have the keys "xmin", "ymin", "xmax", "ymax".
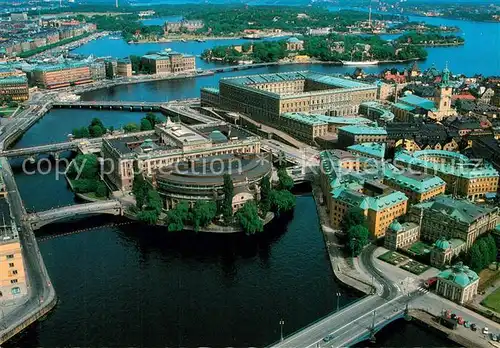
[{"xmin": 433, "ymin": 64, "xmax": 455, "ymax": 120}]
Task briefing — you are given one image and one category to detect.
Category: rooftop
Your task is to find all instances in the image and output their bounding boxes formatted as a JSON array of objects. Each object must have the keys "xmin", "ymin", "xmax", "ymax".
[
  {"xmin": 383, "ymin": 165, "xmax": 445, "ymax": 194},
  {"xmin": 281, "ymin": 112, "xmax": 372, "ymax": 127},
  {"xmin": 338, "ymin": 125, "xmax": 387, "ymax": 136},
  {"xmin": 399, "ymin": 94, "xmax": 437, "ymax": 111},
  {"xmin": 437, "ymin": 262, "xmax": 479, "ymax": 288},
  {"xmin": 0, "ymin": 196, "xmax": 18, "ymax": 244},
  {"xmin": 413, "ymin": 195, "xmax": 497, "ymax": 225},
  {"xmin": 33, "ymin": 61, "xmax": 88, "ymax": 72},
  {"xmin": 142, "ymin": 51, "xmax": 193, "ymax": 60},
  {"xmin": 347, "ymin": 142, "xmax": 386, "ymax": 159},
  {"xmin": 0, "ymin": 75, "xmax": 27, "ymax": 85}
]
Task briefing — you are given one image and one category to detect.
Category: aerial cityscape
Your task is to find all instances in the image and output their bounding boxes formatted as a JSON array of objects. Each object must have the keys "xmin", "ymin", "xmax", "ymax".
[{"xmin": 0, "ymin": 0, "xmax": 500, "ymax": 347}]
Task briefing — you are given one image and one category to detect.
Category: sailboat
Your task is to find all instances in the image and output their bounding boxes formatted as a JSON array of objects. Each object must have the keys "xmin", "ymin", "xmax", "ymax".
[{"xmin": 341, "ymin": 51, "xmax": 379, "ymax": 66}]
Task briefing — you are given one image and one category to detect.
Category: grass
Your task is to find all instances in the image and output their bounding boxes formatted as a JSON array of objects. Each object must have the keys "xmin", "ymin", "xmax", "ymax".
[
  {"xmin": 408, "ymin": 241, "xmax": 432, "ymax": 256},
  {"xmin": 378, "ymin": 251, "xmax": 409, "ymax": 265},
  {"xmin": 400, "ymin": 260, "xmax": 430, "ymax": 275},
  {"xmin": 478, "ymin": 265, "xmax": 500, "ymax": 292},
  {"xmin": 0, "ymin": 107, "xmax": 17, "ymax": 118},
  {"xmin": 481, "ymin": 287, "xmax": 500, "ymax": 313},
  {"xmin": 81, "ymin": 192, "xmax": 108, "ymax": 201}
]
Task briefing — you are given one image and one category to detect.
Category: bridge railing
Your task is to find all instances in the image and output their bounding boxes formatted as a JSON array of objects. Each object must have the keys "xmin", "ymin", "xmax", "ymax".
[{"xmin": 267, "ymin": 294, "xmax": 372, "ymax": 347}]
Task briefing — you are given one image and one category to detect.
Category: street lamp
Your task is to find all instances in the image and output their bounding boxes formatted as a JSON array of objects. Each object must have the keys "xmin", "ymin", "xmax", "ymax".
[
  {"xmin": 336, "ymin": 292, "xmax": 341, "ymax": 312},
  {"xmin": 279, "ymin": 319, "xmax": 284, "ymax": 341}
]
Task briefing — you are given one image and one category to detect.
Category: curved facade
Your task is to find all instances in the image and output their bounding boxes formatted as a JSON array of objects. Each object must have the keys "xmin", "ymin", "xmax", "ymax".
[
  {"xmin": 395, "ymin": 149, "xmax": 499, "ymax": 201},
  {"xmin": 154, "ymin": 154, "xmax": 272, "ymax": 211}
]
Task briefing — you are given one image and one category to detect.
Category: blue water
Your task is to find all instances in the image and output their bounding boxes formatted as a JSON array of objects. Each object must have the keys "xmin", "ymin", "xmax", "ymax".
[
  {"xmin": 73, "ymin": 36, "xmax": 288, "ymax": 70},
  {"xmin": 140, "ymin": 15, "xmax": 183, "ymax": 26}
]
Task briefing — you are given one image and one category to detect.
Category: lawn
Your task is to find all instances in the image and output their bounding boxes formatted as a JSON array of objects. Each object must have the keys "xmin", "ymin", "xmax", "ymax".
[
  {"xmin": 378, "ymin": 251, "xmax": 409, "ymax": 265},
  {"xmin": 481, "ymin": 287, "xmax": 500, "ymax": 313},
  {"xmin": 408, "ymin": 241, "xmax": 432, "ymax": 256},
  {"xmin": 0, "ymin": 107, "xmax": 17, "ymax": 118},
  {"xmin": 478, "ymin": 265, "xmax": 500, "ymax": 292},
  {"xmin": 400, "ymin": 260, "xmax": 430, "ymax": 275}
]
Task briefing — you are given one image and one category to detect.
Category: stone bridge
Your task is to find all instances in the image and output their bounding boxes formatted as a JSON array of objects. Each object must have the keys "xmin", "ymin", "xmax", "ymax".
[{"xmin": 27, "ymin": 200, "xmax": 123, "ymax": 230}]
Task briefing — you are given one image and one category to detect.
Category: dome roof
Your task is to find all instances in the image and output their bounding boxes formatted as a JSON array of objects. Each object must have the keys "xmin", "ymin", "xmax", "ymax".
[
  {"xmin": 389, "ymin": 220, "xmax": 402, "ymax": 232},
  {"xmin": 287, "ymin": 37, "xmax": 301, "ymax": 43},
  {"xmin": 435, "ymin": 237, "xmax": 450, "ymax": 250},
  {"xmin": 437, "ymin": 262, "xmax": 479, "ymax": 288},
  {"xmin": 209, "ymin": 130, "xmax": 228, "ymax": 143}
]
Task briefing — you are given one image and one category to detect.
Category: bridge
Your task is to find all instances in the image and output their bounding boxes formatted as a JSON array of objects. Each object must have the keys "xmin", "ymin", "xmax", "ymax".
[
  {"xmin": 27, "ymin": 200, "xmax": 123, "ymax": 230},
  {"xmin": 53, "ymin": 100, "xmax": 163, "ymax": 111}
]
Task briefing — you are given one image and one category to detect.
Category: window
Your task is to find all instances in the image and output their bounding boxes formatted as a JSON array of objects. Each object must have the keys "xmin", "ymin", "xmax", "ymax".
[
  {"xmin": 10, "ymin": 279, "xmax": 18, "ymax": 284},
  {"xmin": 6, "ymin": 254, "xmax": 14, "ymax": 259},
  {"xmin": 13, "ymin": 270, "xmax": 18, "ymax": 275},
  {"xmin": 8, "ymin": 263, "xmax": 14, "ymax": 267},
  {"xmin": 11, "ymin": 287, "xmax": 21, "ymax": 295}
]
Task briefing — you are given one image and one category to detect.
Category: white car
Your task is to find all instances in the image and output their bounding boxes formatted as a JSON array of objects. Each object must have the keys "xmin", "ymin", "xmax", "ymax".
[{"xmin": 483, "ymin": 327, "xmax": 489, "ymax": 335}]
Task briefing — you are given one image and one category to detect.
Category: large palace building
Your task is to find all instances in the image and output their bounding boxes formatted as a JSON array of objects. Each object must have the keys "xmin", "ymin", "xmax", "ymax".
[
  {"xmin": 102, "ymin": 119, "xmax": 261, "ymax": 191},
  {"xmin": 31, "ymin": 62, "xmax": 92, "ymax": 89},
  {"xmin": 201, "ymin": 71, "xmax": 378, "ymax": 128},
  {"xmin": 141, "ymin": 51, "xmax": 196, "ymax": 74},
  {"xmin": 395, "ymin": 149, "xmax": 499, "ymax": 201}
]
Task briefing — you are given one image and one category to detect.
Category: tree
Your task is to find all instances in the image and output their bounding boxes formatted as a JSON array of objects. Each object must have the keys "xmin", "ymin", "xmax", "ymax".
[
  {"xmin": 140, "ymin": 118, "xmax": 153, "ymax": 131},
  {"xmin": 277, "ymin": 168, "xmax": 294, "ymax": 191},
  {"xmin": 259, "ymin": 175, "xmax": 271, "ymax": 215},
  {"xmin": 346, "ymin": 225, "xmax": 370, "ymax": 256},
  {"xmin": 132, "ymin": 174, "xmax": 149, "ymax": 209},
  {"xmin": 95, "ymin": 182, "xmax": 108, "ymax": 197},
  {"xmin": 67, "ymin": 154, "xmax": 99, "ymax": 180},
  {"xmin": 340, "ymin": 208, "xmax": 366, "ymax": 234},
  {"xmin": 145, "ymin": 189, "xmax": 162, "ymax": 214},
  {"xmin": 145, "ymin": 112, "xmax": 160, "ymax": 127},
  {"xmin": 167, "ymin": 201, "xmax": 190, "ymax": 232},
  {"xmin": 469, "ymin": 243, "xmax": 485, "ymax": 273},
  {"xmin": 137, "ymin": 210, "xmax": 159, "ymax": 224},
  {"xmin": 269, "ymin": 189, "xmax": 296, "ymax": 216},
  {"xmin": 485, "ymin": 234, "xmax": 497, "ymax": 265},
  {"xmin": 72, "ymin": 126, "xmax": 90, "ymax": 139},
  {"xmin": 221, "ymin": 174, "xmax": 234, "ymax": 224},
  {"xmin": 90, "ymin": 124, "xmax": 105, "ymax": 137},
  {"xmin": 235, "ymin": 201, "xmax": 263, "ymax": 235},
  {"xmin": 191, "ymin": 200, "xmax": 217, "ymax": 232},
  {"xmin": 123, "ymin": 122, "xmax": 139, "ymax": 133}
]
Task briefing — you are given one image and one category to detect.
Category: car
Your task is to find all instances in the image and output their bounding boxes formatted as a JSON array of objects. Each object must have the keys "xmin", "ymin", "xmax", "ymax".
[
  {"xmin": 483, "ymin": 327, "xmax": 489, "ymax": 335},
  {"xmin": 457, "ymin": 317, "xmax": 464, "ymax": 325},
  {"xmin": 471, "ymin": 323, "xmax": 477, "ymax": 331},
  {"xmin": 451, "ymin": 313, "xmax": 457, "ymax": 320},
  {"xmin": 464, "ymin": 321, "xmax": 471, "ymax": 328},
  {"xmin": 323, "ymin": 334, "xmax": 334, "ymax": 342},
  {"xmin": 490, "ymin": 333, "xmax": 497, "ymax": 341}
]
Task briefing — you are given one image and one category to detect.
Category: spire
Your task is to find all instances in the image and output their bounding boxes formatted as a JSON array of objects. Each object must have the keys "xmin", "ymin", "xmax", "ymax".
[{"xmin": 441, "ymin": 62, "xmax": 450, "ymax": 87}]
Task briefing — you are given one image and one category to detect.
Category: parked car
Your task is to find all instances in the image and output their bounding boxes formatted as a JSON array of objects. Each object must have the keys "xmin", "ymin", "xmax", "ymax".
[
  {"xmin": 464, "ymin": 321, "xmax": 471, "ymax": 328},
  {"xmin": 471, "ymin": 323, "xmax": 477, "ymax": 331},
  {"xmin": 483, "ymin": 327, "xmax": 489, "ymax": 335},
  {"xmin": 490, "ymin": 333, "xmax": 497, "ymax": 341},
  {"xmin": 451, "ymin": 313, "xmax": 457, "ymax": 320},
  {"xmin": 457, "ymin": 317, "xmax": 464, "ymax": 325}
]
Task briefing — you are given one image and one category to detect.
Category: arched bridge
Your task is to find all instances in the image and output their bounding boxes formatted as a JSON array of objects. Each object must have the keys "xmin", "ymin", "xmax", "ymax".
[
  {"xmin": 0, "ymin": 138, "xmax": 102, "ymax": 159},
  {"xmin": 27, "ymin": 200, "xmax": 123, "ymax": 230}
]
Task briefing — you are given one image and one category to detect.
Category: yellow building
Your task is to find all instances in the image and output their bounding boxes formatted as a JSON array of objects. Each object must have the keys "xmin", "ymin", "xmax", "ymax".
[
  {"xmin": 384, "ymin": 220, "xmax": 421, "ymax": 251},
  {"xmin": 0, "ymin": 75, "xmax": 29, "ymax": 101},
  {"xmin": 117, "ymin": 58, "xmax": 132, "ymax": 77},
  {"xmin": 141, "ymin": 51, "xmax": 196, "ymax": 74},
  {"xmin": 395, "ymin": 149, "xmax": 499, "ymax": 201},
  {"xmin": 320, "ymin": 150, "xmax": 408, "ymax": 238},
  {"xmin": 0, "ymin": 197, "xmax": 27, "ymax": 302}
]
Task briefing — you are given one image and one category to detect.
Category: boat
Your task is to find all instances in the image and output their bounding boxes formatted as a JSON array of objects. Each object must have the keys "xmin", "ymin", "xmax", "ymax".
[
  {"xmin": 108, "ymin": 36, "xmax": 122, "ymax": 40},
  {"xmin": 341, "ymin": 60, "xmax": 379, "ymax": 66},
  {"xmin": 243, "ymin": 34, "xmax": 262, "ymax": 40},
  {"xmin": 180, "ymin": 39, "xmax": 186, "ymax": 42},
  {"xmin": 196, "ymin": 38, "xmax": 205, "ymax": 42}
]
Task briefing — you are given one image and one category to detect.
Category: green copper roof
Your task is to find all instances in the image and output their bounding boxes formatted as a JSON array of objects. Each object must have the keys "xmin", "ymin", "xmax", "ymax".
[
  {"xmin": 413, "ymin": 195, "xmax": 496, "ymax": 225},
  {"xmin": 393, "ymin": 102, "xmax": 416, "ymax": 111},
  {"xmin": 389, "ymin": 220, "xmax": 402, "ymax": 232},
  {"xmin": 394, "ymin": 150, "xmax": 499, "ymax": 179},
  {"xmin": 348, "ymin": 142, "xmax": 385, "ymax": 159},
  {"xmin": 0, "ymin": 75, "xmax": 27, "ymax": 85},
  {"xmin": 282, "ymin": 112, "xmax": 372, "ymax": 127},
  {"xmin": 437, "ymin": 262, "xmax": 478, "ymax": 288},
  {"xmin": 33, "ymin": 61, "xmax": 88, "ymax": 72},
  {"xmin": 339, "ymin": 125, "xmax": 387, "ymax": 136},
  {"xmin": 383, "ymin": 165, "xmax": 445, "ymax": 194},
  {"xmin": 399, "ymin": 94, "xmax": 437, "ymax": 111},
  {"xmin": 435, "ymin": 237, "xmax": 451, "ymax": 250},
  {"xmin": 201, "ymin": 87, "xmax": 220, "ymax": 95}
]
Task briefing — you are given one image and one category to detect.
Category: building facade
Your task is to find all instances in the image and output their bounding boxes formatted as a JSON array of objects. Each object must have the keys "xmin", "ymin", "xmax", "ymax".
[
  {"xmin": 395, "ymin": 149, "xmax": 499, "ymax": 201},
  {"xmin": 436, "ymin": 262, "xmax": 479, "ymax": 305},
  {"xmin": 430, "ymin": 237, "xmax": 466, "ymax": 268},
  {"xmin": 117, "ymin": 58, "xmax": 133, "ymax": 77},
  {"xmin": 102, "ymin": 119, "xmax": 261, "ymax": 191},
  {"xmin": 337, "ymin": 125, "xmax": 387, "ymax": 148},
  {"xmin": 141, "ymin": 52, "xmax": 196, "ymax": 74},
  {"xmin": 0, "ymin": 75, "xmax": 29, "ymax": 101},
  {"xmin": 384, "ymin": 220, "xmax": 421, "ymax": 251},
  {"xmin": 408, "ymin": 195, "xmax": 499, "ymax": 250},
  {"xmin": 203, "ymin": 71, "xmax": 378, "ymax": 134},
  {"xmin": 31, "ymin": 62, "xmax": 92, "ymax": 89}
]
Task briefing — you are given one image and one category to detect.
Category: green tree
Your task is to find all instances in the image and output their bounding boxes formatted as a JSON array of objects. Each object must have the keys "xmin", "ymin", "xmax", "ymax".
[
  {"xmin": 137, "ymin": 210, "xmax": 159, "ymax": 224},
  {"xmin": 346, "ymin": 225, "xmax": 370, "ymax": 256},
  {"xmin": 140, "ymin": 118, "xmax": 153, "ymax": 131},
  {"xmin": 123, "ymin": 122, "xmax": 139, "ymax": 133},
  {"xmin": 67, "ymin": 154, "xmax": 99, "ymax": 180},
  {"xmin": 259, "ymin": 175, "xmax": 271, "ymax": 215},
  {"xmin": 235, "ymin": 201, "xmax": 263, "ymax": 235},
  {"xmin": 269, "ymin": 189, "xmax": 296, "ymax": 216},
  {"xmin": 277, "ymin": 168, "xmax": 294, "ymax": 191},
  {"xmin": 167, "ymin": 201, "xmax": 190, "ymax": 232},
  {"xmin": 191, "ymin": 200, "xmax": 217, "ymax": 232},
  {"xmin": 90, "ymin": 124, "xmax": 105, "ymax": 137},
  {"xmin": 132, "ymin": 174, "xmax": 149, "ymax": 209},
  {"xmin": 221, "ymin": 174, "xmax": 234, "ymax": 224},
  {"xmin": 485, "ymin": 234, "xmax": 498, "ymax": 265},
  {"xmin": 145, "ymin": 112, "xmax": 160, "ymax": 126},
  {"xmin": 469, "ymin": 243, "xmax": 485, "ymax": 273},
  {"xmin": 340, "ymin": 208, "xmax": 366, "ymax": 234},
  {"xmin": 95, "ymin": 182, "xmax": 108, "ymax": 197},
  {"xmin": 72, "ymin": 126, "xmax": 90, "ymax": 139}
]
